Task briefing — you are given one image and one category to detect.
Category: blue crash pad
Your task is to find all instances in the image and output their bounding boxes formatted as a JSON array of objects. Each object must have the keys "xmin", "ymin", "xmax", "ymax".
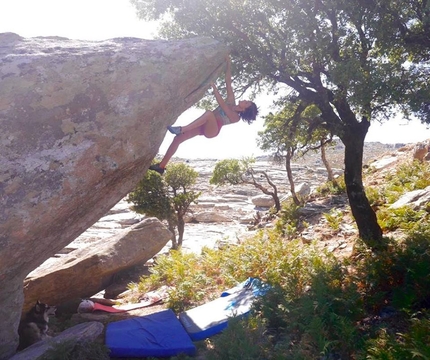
[
  {"xmin": 179, "ymin": 278, "xmax": 269, "ymax": 341},
  {"xmin": 106, "ymin": 309, "xmax": 196, "ymax": 358}
]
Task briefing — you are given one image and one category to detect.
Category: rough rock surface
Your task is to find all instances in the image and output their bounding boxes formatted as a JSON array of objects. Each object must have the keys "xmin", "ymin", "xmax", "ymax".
[
  {"xmin": 9, "ymin": 321, "xmax": 104, "ymax": 360},
  {"xmin": 22, "ymin": 217, "xmax": 172, "ymax": 313},
  {"xmin": 0, "ymin": 33, "xmax": 227, "ymax": 359}
]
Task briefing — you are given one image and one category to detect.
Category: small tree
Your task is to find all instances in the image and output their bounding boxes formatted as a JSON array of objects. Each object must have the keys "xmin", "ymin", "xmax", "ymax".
[
  {"xmin": 128, "ymin": 162, "xmax": 201, "ymax": 249},
  {"xmin": 258, "ymin": 102, "xmax": 337, "ymax": 205},
  {"xmin": 210, "ymin": 158, "xmax": 281, "ymax": 212}
]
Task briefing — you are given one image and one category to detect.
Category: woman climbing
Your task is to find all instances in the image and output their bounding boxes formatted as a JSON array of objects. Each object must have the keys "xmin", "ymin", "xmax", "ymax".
[{"xmin": 149, "ymin": 55, "xmax": 259, "ymax": 175}]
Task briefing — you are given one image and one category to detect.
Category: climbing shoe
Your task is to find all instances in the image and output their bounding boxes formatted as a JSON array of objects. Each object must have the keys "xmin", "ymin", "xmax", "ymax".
[
  {"xmin": 167, "ymin": 126, "xmax": 182, "ymax": 135},
  {"xmin": 149, "ymin": 163, "xmax": 165, "ymax": 175}
]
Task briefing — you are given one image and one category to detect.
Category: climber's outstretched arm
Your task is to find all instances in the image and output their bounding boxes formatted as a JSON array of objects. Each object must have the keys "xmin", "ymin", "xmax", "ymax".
[{"xmin": 224, "ymin": 55, "xmax": 235, "ymax": 104}]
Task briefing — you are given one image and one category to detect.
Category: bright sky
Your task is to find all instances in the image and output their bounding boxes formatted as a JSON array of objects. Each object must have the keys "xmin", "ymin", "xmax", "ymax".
[{"xmin": 2, "ymin": 0, "xmax": 430, "ymax": 160}]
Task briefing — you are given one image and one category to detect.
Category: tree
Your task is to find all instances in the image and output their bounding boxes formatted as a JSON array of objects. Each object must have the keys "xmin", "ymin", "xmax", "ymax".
[
  {"xmin": 128, "ymin": 162, "xmax": 201, "ymax": 249},
  {"xmin": 131, "ymin": 0, "xmax": 429, "ymax": 248},
  {"xmin": 258, "ymin": 102, "xmax": 336, "ymax": 205},
  {"xmin": 365, "ymin": 0, "xmax": 430, "ymax": 122},
  {"xmin": 210, "ymin": 158, "xmax": 281, "ymax": 212}
]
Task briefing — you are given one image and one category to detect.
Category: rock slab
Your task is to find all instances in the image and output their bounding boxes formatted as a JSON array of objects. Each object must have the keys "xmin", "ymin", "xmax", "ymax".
[{"xmin": 23, "ymin": 217, "xmax": 172, "ymax": 313}]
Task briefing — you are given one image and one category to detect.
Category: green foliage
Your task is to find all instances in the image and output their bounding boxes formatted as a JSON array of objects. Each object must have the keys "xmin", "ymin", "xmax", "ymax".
[
  {"xmin": 353, "ymin": 232, "xmax": 430, "ymax": 313},
  {"xmin": 37, "ymin": 340, "xmax": 110, "ymax": 360},
  {"xmin": 165, "ymin": 162, "xmax": 199, "ymax": 194},
  {"xmin": 258, "ymin": 102, "xmax": 330, "ymax": 161},
  {"xmin": 377, "ymin": 206, "xmax": 428, "ymax": 232},
  {"xmin": 254, "ymin": 262, "xmax": 363, "ymax": 359},
  {"xmin": 323, "ymin": 208, "xmax": 343, "ymax": 231},
  {"xmin": 131, "ymin": 221, "xmax": 430, "ymax": 359},
  {"xmin": 125, "ymin": 146, "xmax": 430, "ymax": 358},
  {"xmin": 210, "ymin": 157, "xmax": 282, "ymax": 212},
  {"xmin": 374, "ymin": 160, "xmax": 430, "ymax": 232},
  {"xmin": 135, "ymin": 232, "xmax": 342, "ymax": 311},
  {"xmin": 382, "ymin": 160, "xmax": 430, "ymax": 204},
  {"xmin": 316, "ymin": 175, "xmax": 346, "ymax": 196},
  {"xmin": 136, "ymin": 250, "xmax": 213, "ymax": 312},
  {"xmin": 366, "ymin": 185, "xmax": 384, "ymax": 208},
  {"xmin": 128, "ymin": 166, "xmax": 172, "ymax": 221},
  {"xmin": 136, "ymin": 232, "xmax": 365, "ymax": 358},
  {"xmin": 365, "ymin": 313, "xmax": 430, "ymax": 360},
  {"xmin": 128, "ymin": 162, "xmax": 200, "ymax": 248},
  {"xmin": 164, "ymin": 163, "xmax": 201, "ymax": 221},
  {"xmin": 274, "ymin": 198, "xmax": 302, "ymax": 237},
  {"xmin": 210, "ymin": 158, "xmax": 249, "ymax": 186},
  {"xmin": 131, "ymin": 0, "xmax": 429, "ymax": 125},
  {"xmin": 131, "ymin": 0, "xmax": 429, "ymax": 246},
  {"xmin": 205, "ymin": 317, "xmax": 270, "ymax": 360}
]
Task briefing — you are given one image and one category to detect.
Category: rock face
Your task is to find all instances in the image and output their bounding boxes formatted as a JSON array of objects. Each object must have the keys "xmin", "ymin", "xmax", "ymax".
[
  {"xmin": 0, "ymin": 33, "xmax": 228, "ymax": 359},
  {"xmin": 22, "ymin": 217, "xmax": 172, "ymax": 314}
]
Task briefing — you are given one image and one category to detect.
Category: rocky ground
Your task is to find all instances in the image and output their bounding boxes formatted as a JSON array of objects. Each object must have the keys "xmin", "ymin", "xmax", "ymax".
[{"xmin": 65, "ymin": 141, "xmax": 400, "ymax": 258}]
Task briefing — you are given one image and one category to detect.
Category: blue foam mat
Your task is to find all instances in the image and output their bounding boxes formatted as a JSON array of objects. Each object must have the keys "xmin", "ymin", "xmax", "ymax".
[
  {"xmin": 179, "ymin": 278, "xmax": 269, "ymax": 341},
  {"xmin": 106, "ymin": 309, "xmax": 196, "ymax": 358}
]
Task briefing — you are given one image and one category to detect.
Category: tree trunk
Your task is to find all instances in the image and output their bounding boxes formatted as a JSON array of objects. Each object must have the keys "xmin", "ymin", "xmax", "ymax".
[
  {"xmin": 167, "ymin": 221, "xmax": 178, "ymax": 250},
  {"xmin": 285, "ymin": 149, "xmax": 301, "ymax": 205},
  {"xmin": 321, "ymin": 140, "xmax": 335, "ymax": 182},
  {"xmin": 342, "ymin": 123, "xmax": 383, "ymax": 248},
  {"xmin": 244, "ymin": 169, "xmax": 281, "ymax": 212},
  {"xmin": 177, "ymin": 216, "xmax": 185, "ymax": 248}
]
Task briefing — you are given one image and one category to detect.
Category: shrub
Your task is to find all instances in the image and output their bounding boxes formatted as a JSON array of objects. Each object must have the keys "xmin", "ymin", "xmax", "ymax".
[
  {"xmin": 377, "ymin": 206, "xmax": 428, "ymax": 232},
  {"xmin": 135, "ymin": 233, "xmax": 365, "ymax": 359},
  {"xmin": 253, "ymin": 251, "xmax": 363, "ymax": 359},
  {"xmin": 353, "ymin": 231, "xmax": 430, "ymax": 313},
  {"xmin": 128, "ymin": 162, "xmax": 201, "ymax": 248},
  {"xmin": 205, "ymin": 317, "xmax": 269, "ymax": 360},
  {"xmin": 210, "ymin": 157, "xmax": 282, "ymax": 212},
  {"xmin": 323, "ymin": 208, "xmax": 343, "ymax": 231},
  {"xmin": 135, "ymin": 250, "xmax": 213, "ymax": 312},
  {"xmin": 383, "ymin": 160, "xmax": 430, "ymax": 204},
  {"xmin": 365, "ymin": 312, "xmax": 430, "ymax": 359},
  {"xmin": 315, "ymin": 175, "xmax": 346, "ymax": 196},
  {"xmin": 274, "ymin": 199, "xmax": 302, "ymax": 238}
]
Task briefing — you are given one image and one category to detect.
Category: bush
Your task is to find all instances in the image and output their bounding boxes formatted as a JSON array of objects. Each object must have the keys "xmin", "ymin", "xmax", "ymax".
[
  {"xmin": 274, "ymin": 199, "xmax": 302, "ymax": 238},
  {"xmin": 128, "ymin": 162, "xmax": 200, "ymax": 248},
  {"xmin": 205, "ymin": 317, "xmax": 269, "ymax": 360},
  {"xmin": 365, "ymin": 312, "xmax": 430, "ymax": 359},
  {"xmin": 377, "ymin": 206, "xmax": 428, "ymax": 232},
  {"xmin": 353, "ymin": 231, "xmax": 430, "ymax": 312},
  {"xmin": 382, "ymin": 160, "xmax": 430, "ymax": 204},
  {"xmin": 315, "ymin": 175, "xmax": 346, "ymax": 196}
]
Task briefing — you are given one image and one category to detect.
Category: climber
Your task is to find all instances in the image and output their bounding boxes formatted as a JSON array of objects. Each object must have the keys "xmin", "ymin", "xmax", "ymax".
[{"xmin": 149, "ymin": 55, "xmax": 259, "ymax": 175}]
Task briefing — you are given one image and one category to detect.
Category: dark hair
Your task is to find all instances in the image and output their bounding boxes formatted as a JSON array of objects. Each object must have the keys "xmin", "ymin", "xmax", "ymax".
[{"xmin": 239, "ymin": 102, "xmax": 259, "ymax": 124}]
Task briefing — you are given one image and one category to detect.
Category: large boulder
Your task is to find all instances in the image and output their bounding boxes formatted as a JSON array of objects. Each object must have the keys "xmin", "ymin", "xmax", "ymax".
[
  {"xmin": 252, "ymin": 194, "xmax": 275, "ymax": 208},
  {"xmin": 22, "ymin": 217, "xmax": 171, "ymax": 314},
  {"xmin": 0, "ymin": 33, "xmax": 228, "ymax": 359}
]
